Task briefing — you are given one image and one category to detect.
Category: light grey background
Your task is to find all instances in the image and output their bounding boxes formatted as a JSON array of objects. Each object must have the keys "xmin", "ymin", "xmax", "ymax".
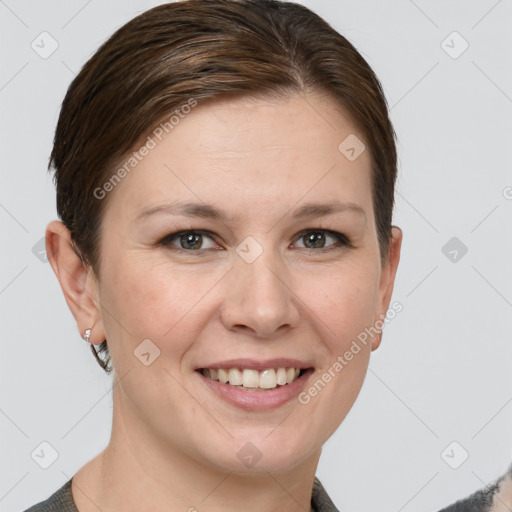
[{"xmin": 1, "ymin": 1, "xmax": 512, "ymax": 511}]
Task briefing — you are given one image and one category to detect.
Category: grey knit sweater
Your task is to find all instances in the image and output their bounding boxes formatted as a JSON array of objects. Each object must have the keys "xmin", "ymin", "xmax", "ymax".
[
  {"xmin": 437, "ymin": 464, "xmax": 512, "ymax": 512},
  {"xmin": 23, "ymin": 475, "xmax": 339, "ymax": 511}
]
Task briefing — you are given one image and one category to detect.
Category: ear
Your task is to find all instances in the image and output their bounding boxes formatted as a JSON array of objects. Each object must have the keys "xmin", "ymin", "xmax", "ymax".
[
  {"xmin": 371, "ymin": 226, "xmax": 403, "ymax": 351},
  {"xmin": 45, "ymin": 220, "xmax": 106, "ymax": 345}
]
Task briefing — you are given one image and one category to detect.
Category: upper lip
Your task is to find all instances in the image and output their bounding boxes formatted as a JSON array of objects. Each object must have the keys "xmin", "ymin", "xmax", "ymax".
[{"xmin": 195, "ymin": 358, "xmax": 314, "ymax": 372}]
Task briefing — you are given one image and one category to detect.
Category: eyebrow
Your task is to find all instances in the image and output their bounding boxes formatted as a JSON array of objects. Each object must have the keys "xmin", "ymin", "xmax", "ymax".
[{"xmin": 135, "ymin": 200, "xmax": 366, "ymax": 223}]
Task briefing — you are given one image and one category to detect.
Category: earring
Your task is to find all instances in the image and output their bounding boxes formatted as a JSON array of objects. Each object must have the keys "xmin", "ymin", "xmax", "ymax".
[{"xmin": 83, "ymin": 328, "xmax": 92, "ymax": 342}]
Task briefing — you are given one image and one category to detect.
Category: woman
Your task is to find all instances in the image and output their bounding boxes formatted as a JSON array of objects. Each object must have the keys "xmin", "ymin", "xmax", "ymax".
[{"xmin": 25, "ymin": 0, "xmax": 402, "ymax": 510}]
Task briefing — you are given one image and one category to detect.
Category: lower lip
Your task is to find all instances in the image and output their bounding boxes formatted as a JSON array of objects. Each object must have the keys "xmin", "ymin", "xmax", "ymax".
[{"xmin": 196, "ymin": 369, "xmax": 315, "ymax": 411}]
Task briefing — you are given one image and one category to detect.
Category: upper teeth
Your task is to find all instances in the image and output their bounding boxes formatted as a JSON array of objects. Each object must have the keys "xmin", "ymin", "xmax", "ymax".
[{"xmin": 201, "ymin": 367, "xmax": 302, "ymax": 389}]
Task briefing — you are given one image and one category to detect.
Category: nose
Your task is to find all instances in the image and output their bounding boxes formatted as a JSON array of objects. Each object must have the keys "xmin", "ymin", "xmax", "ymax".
[{"xmin": 219, "ymin": 249, "xmax": 300, "ymax": 339}]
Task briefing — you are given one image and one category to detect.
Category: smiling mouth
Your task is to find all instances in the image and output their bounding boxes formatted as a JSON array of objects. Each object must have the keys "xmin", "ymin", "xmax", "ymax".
[{"xmin": 196, "ymin": 367, "xmax": 312, "ymax": 391}]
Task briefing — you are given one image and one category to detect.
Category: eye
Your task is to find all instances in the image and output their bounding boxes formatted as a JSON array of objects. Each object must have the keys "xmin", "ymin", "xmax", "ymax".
[
  {"xmin": 159, "ymin": 230, "xmax": 218, "ymax": 251},
  {"xmin": 158, "ymin": 228, "xmax": 352, "ymax": 253},
  {"xmin": 293, "ymin": 229, "xmax": 352, "ymax": 250}
]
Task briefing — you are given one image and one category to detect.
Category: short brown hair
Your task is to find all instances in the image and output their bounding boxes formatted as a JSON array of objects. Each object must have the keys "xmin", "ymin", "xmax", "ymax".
[{"xmin": 49, "ymin": 0, "xmax": 398, "ymax": 374}]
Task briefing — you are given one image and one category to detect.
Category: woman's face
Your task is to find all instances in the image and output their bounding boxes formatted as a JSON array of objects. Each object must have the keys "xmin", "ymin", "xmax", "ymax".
[{"xmin": 85, "ymin": 92, "xmax": 401, "ymax": 472}]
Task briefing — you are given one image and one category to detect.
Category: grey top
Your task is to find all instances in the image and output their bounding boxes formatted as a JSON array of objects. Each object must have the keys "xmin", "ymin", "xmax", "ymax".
[
  {"xmin": 437, "ymin": 464, "xmax": 512, "ymax": 512},
  {"xmin": 23, "ymin": 475, "xmax": 339, "ymax": 512}
]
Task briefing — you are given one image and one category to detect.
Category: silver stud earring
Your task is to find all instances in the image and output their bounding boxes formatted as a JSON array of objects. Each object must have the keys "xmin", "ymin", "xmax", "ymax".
[{"xmin": 83, "ymin": 328, "xmax": 92, "ymax": 342}]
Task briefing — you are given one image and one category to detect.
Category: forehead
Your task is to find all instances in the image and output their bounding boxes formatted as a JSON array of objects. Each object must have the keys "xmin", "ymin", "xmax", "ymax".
[{"xmin": 103, "ymin": 92, "xmax": 373, "ymax": 222}]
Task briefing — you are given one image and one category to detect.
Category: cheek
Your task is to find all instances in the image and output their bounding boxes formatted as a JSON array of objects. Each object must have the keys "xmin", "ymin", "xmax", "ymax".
[
  {"xmin": 99, "ymin": 258, "xmax": 223, "ymax": 353},
  {"xmin": 304, "ymin": 264, "xmax": 380, "ymax": 343},
  {"xmin": 100, "ymin": 247, "xmax": 380, "ymax": 367},
  {"xmin": 298, "ymin": 273, "xmax": 377, "ymax": 442}
]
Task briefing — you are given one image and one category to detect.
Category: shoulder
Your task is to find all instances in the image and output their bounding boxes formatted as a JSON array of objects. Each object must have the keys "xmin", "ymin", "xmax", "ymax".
[
  {"xmin": 312, "ymin": 476, "xmax": 340, "ymax": 512},
  {"xmin": 437, "ymin": 466, "xmax": 512, "ymax": 512},
  {"xmin": 23, "ymin": 478, "xmax": 78, "ymax": 512}
]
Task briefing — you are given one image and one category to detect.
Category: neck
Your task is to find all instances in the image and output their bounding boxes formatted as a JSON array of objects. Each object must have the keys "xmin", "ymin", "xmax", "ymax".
[{"xmin": 72, "ymin": 388, "xmax": 321, "ymax": 512}]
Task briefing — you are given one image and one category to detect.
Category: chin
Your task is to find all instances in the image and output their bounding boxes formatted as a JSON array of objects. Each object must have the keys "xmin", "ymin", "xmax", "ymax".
[{"xmin": 195, "ymin": 433, "xmax": 316, "ymax": 475}]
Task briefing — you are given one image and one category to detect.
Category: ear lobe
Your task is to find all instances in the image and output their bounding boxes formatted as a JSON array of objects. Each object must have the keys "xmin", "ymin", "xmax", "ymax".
[
  {"xmin": 371, "ymin": 331, "xmax": 382, "ymax": 351},
  {"xmin": 371, "ymin": 226, "xmax": 403, "ymax": 351},
  {"xmin": 45, "ymin": 220, "xmax": 105, "ymax": 344}
]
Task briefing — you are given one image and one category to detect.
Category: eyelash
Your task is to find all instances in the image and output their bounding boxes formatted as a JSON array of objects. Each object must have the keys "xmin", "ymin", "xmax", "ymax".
[{"xmin": 158, "ymin": 229, "xmax": 353, "ymax": 254}]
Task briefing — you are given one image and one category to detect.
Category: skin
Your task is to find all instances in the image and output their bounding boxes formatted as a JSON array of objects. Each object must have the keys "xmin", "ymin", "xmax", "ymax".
[
  {"xmin": 493, "ymin": 475, "xmax": 512, "ymax": 511},
  {"xmin": 46, "ymin": 91, "xmax": 402, "ymax": 512}
]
